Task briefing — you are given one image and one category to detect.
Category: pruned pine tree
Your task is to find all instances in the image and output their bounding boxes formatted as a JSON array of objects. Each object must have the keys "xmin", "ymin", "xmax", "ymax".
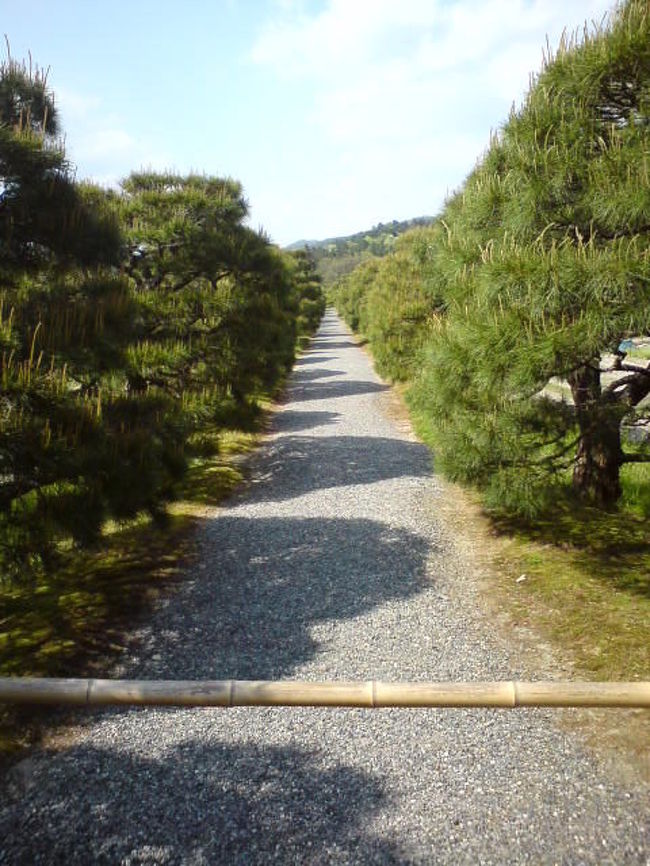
[
  {"xmin": 334, "ymin": 257, "xmax": 378, "ymax": 334},
  {"xmin": 119, "ymin": 171, "xmax": 299, "ymax": 413},
  {"xmin": 0, "ymin": 59, "xmax": 128, "ymax": 581},
  {"xmin": 287, "ymin": 249, "xmax": 326, "ymax": 341},
  {"xmin": 0, "ymin": 60, "xmax": 320, "ymax": 585},
  {"xmin": 0, "ymin": 53, "xmax": 121, "ymax": 276},
  {"xmin": 332, "ymin": 228, "xmax": 443, "ymax": 382},
  {"xmin": 409, "ymin": 0, "xmax": 650, "ymax": 512}
]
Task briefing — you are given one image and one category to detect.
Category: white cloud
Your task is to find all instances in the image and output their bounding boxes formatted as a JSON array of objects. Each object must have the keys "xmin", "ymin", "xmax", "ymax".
[
  {"xmin": 254, "ymin": 0, "xmax": 614, "ymax": 76},
  {"xmin": 55, "ymin": 87, "xmax": 101, "ymax": 119},
  {"xmin": 250, "ymin": 0, "xmax": 614, "ymax": 240},
  {"xmin": 53, "ymin": 87, "xmax": 172, "ymax": 187},
  {"xmin": 76, "ymin": 127, "xmax": 135, "ymax": 160}
]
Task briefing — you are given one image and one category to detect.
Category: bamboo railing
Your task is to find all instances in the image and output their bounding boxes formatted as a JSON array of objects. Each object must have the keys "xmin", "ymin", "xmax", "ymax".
[{"xmin": 0, "ymin": 678, "xmax": 649, "ymax": 708}]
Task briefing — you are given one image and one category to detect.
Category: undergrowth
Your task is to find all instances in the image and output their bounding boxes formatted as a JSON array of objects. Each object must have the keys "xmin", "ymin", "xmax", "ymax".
[
  {"xmin": 407, "ymin": 380, "xmax": 650, "ymax": 682},
  {"xmin": 0, "ymin": 415, "xmax": 266, "ymax": 763}
]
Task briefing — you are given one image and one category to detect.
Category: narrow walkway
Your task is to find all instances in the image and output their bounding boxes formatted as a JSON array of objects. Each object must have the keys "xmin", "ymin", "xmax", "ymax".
[{"xmin": 1, "ymin": 311, "xmax": 648, "ymax": 864}]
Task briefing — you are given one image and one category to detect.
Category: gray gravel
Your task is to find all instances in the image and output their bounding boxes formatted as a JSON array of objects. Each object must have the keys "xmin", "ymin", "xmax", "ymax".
[{"xmin": 1, "ymin": 310, "xmax": 648, "ymax": 865}]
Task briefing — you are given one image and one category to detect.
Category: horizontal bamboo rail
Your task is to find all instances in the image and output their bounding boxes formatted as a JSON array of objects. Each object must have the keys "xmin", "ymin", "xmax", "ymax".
[{"xmin": 0, "ymin": 678, "xmax": 649, "ymax": 708}]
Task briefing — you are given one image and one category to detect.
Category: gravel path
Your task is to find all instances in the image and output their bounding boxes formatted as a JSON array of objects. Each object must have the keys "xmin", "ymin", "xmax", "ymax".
[{"xmin": 1, "ymin": 310, "xmax": 648, "ymax": 865}]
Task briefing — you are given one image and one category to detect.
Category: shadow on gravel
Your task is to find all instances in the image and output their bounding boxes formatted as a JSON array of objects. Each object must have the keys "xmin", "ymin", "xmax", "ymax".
[
  {"xmin": 294, "ymin": 354, "xmax": 335, "ymax": 366},
  {"xmin": 310, "ymin": 330, "xmax": 348, "ymax": 339},
  {"xmin": 310, "ymin": 339, "xmax": 361, "ymax": 350},
  {"xmin": 289, "ymin": 379, "xmax": 389, "ymax": 402},
  {"xmin": 1, "ymin": 740, "xmax": 405, "ymax": 865},
  {"xmin": 134, "ymin": 516, "xmax": 430, "ymax": 680},
  {"xmin": 291, "ymin": 368, "xmax": 346, "ymax": 382},
  {"xmin": 269, "ymin": 410, "xmax": 341, "ymax": 434},
  {"xmin": 249, "ymin": 435, "xmax": 430, "ymax": 503}
]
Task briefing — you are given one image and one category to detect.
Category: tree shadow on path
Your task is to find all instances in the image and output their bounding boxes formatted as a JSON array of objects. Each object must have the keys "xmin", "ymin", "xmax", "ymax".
[
  {"xmin": 0, "ymin": 512, "xmax": 431, "ymax": 863},
  {"xmin": 248, "ymin": 435, "xmax": 431, "ymax": 504},
  {"xmin": 291, "ymin": 368, "xmax": 347, "ymax": 383},
  {"xmin": 136, "ymin": 515, "xmax": 431, "ymax": 680},
  {"xmin": 310, "ymin": 339, "xmax": 361, "ymax": 350},
  {"xmin": 294, "ymin": 354, "xmax": 335, "ymax": 366},
  {"xmin": 268, "ymin": 410, "xmax": 341, "ymax": 434},
  {"xmin": 287, "ymin": 379, "xmax": 389, "ymax": 402},
  {"xmin": 1, "ymin": 739, "xmax": 407, "ymax": 865}
]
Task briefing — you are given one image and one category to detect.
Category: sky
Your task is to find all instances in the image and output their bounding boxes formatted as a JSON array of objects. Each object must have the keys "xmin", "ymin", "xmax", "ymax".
[{"xmin": 2, "ymin": 0, "xmax": 615, "ymax": 246}]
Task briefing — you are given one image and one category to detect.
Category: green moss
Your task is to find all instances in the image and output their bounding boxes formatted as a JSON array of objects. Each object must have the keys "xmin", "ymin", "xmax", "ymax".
[
  {"xmin": 486, "ymin": 485, "xmax": 650, "ymax": 681},
  {"xmin": 0, "ymin": 414, "xmax": 265, "ymax": 764}
]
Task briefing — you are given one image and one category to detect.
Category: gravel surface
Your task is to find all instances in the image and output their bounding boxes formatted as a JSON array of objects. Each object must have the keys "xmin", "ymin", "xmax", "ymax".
[{"xmin": 1, "ymin": 310, "xmax": 648, "ymax": 865}]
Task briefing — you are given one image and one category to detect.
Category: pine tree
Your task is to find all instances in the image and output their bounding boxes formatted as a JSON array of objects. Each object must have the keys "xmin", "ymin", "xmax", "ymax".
[
  {"xmin": 410, "ymin": 0, "xmax": 650, "ymax": 511},
  {"xmin": 0, "ymin": 56, "xmax": 127, "ymax": 580},
  {"xmin": 119, "ymin": 171, "xmax": 299, "ymax": 408},
  {"xmin": 0, "ymin": 61, "xmax": 321, "ymax": 583},
  {"xmin": 287, "ymin": 250, "xmax": 326, "ymax": 341}
]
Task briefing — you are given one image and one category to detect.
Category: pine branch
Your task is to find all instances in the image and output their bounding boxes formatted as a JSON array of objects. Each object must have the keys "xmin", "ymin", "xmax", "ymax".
[
  {"xmin": 539, "ymin": 433, "xmax": 581, "ymax": 467},
  {"xmin": 603, "ymin": 369, "xmax": 650, "ymax": 407},
  {"xmin": 603, "ymin": 373, "xmax": 644, "ymax": 395},
  {"xmin": 620, "ymin": 361, "xmax": 650, "ymax": 376},
  {"xmin": 169, "ymin": 271, "xmax": 201, "ymax": 293}
]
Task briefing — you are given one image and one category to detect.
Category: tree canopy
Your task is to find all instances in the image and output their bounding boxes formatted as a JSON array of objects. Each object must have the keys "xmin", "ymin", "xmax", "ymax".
[
  {"xmin": 333, "ymin": 0, "xmax": 650, "ymax": 514},
  {"xmin": 0, "ymin": 63, "xmax": 324, "ymax": 583}
]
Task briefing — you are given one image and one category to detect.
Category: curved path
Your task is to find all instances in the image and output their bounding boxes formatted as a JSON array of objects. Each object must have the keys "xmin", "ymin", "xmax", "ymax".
[{"xmin": 1, "ymin": 311, "xmax": 648, "ymax": 864}]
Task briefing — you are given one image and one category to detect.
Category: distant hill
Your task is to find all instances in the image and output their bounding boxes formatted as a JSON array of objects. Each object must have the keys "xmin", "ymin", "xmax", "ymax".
[
  {"xmin": 285, "ymin": 238, "xmax": 320, "ymax": 251},
  {"xmin": 286, "ymin": 216, "xmax": 435, "ymax": 253},
  {"xmin": 286, "ymin": 216, "xmax": 435, "ymax": 285}
]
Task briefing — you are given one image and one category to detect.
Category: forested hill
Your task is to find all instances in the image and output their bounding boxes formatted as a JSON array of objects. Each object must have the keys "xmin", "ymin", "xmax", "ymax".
[{"xmin": 287, "ymin": 216, "xmax": 434, "ymax": 285}]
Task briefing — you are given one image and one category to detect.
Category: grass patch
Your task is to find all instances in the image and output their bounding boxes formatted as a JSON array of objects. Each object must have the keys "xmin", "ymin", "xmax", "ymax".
[
  {"xmin": 620, "ymin": 460, "xmax": 650, "ymax": 518},
  {"xmin": 486, "ymin": 490, "xmax": 650, "ymax": 780},
  {"xmin": 0, "ymin": 513, "xmax": 197, "ymax": 759},
  {"xmin": 459, "ymin": 450, "xmax": 650, "ymax": 681},
  {"xmin": 0, "ymin": 418, "xmax": 266, "ymax": 764},
  {"xmin": 627, "ymin": 345, "xmax": 650, "ymax": 361},
  {"xmin": 0, "ymin": 516, "xmax": 194, "ymax": 676},
  {"xmin": 174, "ymin": 429, "xmax": 260, "ymax": 509},
  {"xmin": 489, "ymin": 496, "xmax": 650, "ymax": 680},
  {"xmin": 428, "ymin": 480, "xmax": 650, "ymax": 782}
]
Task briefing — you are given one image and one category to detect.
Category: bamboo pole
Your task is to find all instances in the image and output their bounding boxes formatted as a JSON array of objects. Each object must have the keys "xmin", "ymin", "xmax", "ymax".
[{"xmin": 0, "ymin": 678, "xmax": 649, "ymax": 708}]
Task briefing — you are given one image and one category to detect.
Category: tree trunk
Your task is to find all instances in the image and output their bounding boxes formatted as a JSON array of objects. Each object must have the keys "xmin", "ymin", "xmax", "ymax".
[{"xmin": 568, "ymin": 364, "xmax": 623, "ymax": 506}]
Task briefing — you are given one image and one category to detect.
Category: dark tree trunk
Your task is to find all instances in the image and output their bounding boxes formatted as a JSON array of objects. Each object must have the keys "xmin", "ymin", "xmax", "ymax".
[
  {"xmin": 568, "ymin": 364, "xmax": 623, "ymax": 506},
  {"xmin": 231, "ymin": 383, "xmax": 246, "ymax": 405}
]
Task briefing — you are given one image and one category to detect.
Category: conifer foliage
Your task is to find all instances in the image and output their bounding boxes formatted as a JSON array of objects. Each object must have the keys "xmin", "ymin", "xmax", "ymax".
[
  {"xmin": 0, "ymin": 59, "xmax": 323, "ymax": 583},
  {"xmin": 334, "ymin": 0, "xmax": 650, "ymax": 514},
  {"xmin": 334, "ymin": 229, "xmax": 442, "ymax": 381}
]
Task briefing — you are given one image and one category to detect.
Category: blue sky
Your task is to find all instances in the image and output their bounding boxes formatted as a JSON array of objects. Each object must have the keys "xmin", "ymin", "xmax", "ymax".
[{"xmin": 2, "ymin": 0, "xmax": 614, "ymax": 246}]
